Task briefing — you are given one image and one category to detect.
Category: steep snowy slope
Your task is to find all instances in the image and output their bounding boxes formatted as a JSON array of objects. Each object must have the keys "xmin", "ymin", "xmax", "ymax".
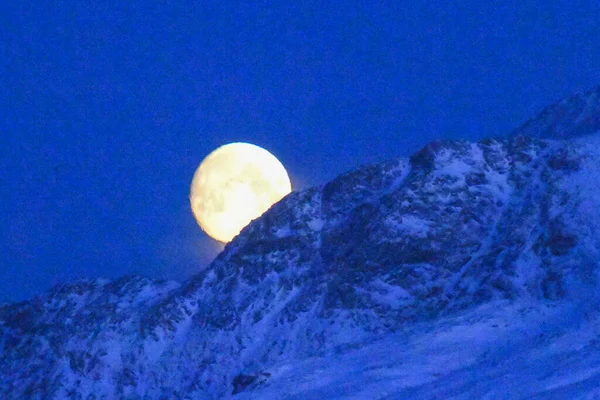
[
  {"xmin": 236, "ymin": 298, "xmax": 600, "ymax": 400},
  {"xmin": 1, "ymin": 86, "xmax": 600, "ymax": 399},
  {"xmin": 241, "ymin": 125, "xmax": 600, "ymax": 399}
]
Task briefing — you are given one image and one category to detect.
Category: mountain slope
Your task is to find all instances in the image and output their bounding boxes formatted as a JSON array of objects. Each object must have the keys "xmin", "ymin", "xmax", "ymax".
[
  {"xmin": 236, "ymin": 297, "xmax": 600, "ymax": 400},
  {"xmin": 2, "ymin": 87, "xmax": 600, "ymax": 399}
]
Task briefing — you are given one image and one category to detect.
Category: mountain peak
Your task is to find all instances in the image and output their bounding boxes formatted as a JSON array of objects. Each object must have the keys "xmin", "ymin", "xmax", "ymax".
[{"xmin": 512, "ymin": 85, "xmax": 600, "ymax": 139}]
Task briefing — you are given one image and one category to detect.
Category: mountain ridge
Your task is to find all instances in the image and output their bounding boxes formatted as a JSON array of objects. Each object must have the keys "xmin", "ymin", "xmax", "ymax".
[{"xmin": 2, "ymin": 86, "xmax": 600, "ymax": 399}]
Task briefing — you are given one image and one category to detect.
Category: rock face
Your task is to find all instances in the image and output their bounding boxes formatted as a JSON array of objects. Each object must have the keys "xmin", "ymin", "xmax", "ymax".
[{"xmin": 2, "ymin": 87, "xmax": 600, "ymax": 399}]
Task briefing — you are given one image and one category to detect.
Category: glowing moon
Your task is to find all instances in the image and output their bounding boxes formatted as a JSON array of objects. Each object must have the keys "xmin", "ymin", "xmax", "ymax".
[{"xmin": 190, "ymin": 142, "xmax": 292, "ymax": 243}]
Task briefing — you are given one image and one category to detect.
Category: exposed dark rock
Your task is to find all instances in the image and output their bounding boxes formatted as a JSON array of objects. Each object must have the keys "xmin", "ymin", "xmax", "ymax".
[
  {"xmin": 548, "ymin": 148, "xmax": 581, "ymax": 171},
  {"xmin": 409, "ymin": 140, "xmax": 445, "ymax": 170},
  {"xmin": 232, "ymin": 372, "xmax": 270, "ymax": 394},
  {"xmin": 547, "ymin": 231, "xmax": 579, "ymax": 256}
]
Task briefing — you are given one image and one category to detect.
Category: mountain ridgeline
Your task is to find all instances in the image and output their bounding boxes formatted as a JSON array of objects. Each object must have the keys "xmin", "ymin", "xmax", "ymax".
[{"xmin": 2, "ymin": 86, "xmax": 600, "ymax": 399}]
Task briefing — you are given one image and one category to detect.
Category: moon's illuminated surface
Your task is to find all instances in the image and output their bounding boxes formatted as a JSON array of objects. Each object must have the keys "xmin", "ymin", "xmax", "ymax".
[{"xmin": 190, "ymin": 142, "xmax": 292, "ymax": 243}]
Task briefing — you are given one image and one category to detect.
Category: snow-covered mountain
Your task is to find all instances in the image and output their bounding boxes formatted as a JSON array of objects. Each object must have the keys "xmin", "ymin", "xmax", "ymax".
[{"xmin": 2, "ymin": 86, "xmax": 600, "ymax": 399}]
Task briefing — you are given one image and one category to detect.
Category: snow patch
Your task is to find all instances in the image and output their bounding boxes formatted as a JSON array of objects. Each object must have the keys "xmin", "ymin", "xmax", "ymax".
[{"xmin": 385, "ymin": 215, "xmax": 431, "ymax": 238}]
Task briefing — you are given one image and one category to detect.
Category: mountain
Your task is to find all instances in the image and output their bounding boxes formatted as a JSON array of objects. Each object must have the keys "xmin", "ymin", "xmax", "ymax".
[{"xmin": 2, "ymin": 86, "xmax": 600, "ymax": 399}]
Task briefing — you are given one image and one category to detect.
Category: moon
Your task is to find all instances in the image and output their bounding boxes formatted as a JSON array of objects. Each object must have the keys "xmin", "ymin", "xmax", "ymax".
[{"xmin": 190, "ymin": 142, "xmax": 292, "ymax": 243}]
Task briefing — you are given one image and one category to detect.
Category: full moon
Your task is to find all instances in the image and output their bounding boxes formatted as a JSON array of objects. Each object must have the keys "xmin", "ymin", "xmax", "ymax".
[{"xmin": 190, "ymin": 142, "xmax": 292, "ymax": 243}]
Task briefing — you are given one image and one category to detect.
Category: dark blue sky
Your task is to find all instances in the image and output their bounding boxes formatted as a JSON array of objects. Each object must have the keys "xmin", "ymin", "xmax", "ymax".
[{"xmin": 2, "ymin": 1, "xmax": 600, "ymax": 302}]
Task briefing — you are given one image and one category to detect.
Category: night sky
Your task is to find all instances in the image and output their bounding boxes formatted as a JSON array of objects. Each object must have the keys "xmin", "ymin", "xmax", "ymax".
[{"xmin": 2, "ymin": 1, "xmax": 600, "ymax": 303}]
